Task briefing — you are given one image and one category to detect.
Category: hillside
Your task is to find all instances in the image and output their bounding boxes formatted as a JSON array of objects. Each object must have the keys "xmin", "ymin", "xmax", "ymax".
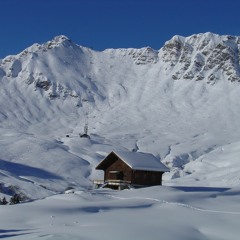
[{"xmin": 1, "ymin": 33, "xmax": 240, "ymax": 199}]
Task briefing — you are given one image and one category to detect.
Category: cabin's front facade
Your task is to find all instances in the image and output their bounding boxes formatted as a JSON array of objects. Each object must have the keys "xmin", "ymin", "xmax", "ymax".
[{"xmin": 94, "ymin": 151, "xmax": 169, "ymax": 190}]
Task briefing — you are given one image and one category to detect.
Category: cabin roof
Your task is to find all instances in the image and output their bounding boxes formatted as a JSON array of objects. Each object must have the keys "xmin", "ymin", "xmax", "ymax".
[{"xmin": 96, "ymin": 151, "xmax": 169, "ymax": 172}]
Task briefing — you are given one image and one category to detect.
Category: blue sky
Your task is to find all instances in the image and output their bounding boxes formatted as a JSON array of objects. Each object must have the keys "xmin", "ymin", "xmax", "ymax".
[{"xmin": 1, "ymin": 0, "xmax": 240, "ymax": 58}]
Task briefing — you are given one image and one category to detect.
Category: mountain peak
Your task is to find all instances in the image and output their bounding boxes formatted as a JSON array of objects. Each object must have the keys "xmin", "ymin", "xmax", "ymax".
[
  {"xmin": 42, "ymin": 35, "xmax": 77, "ymax": 50},
  {"xmin": 52, "ymin": 35, "xmax": 71, "ymax": 42},
  {"xmin": 161, "ymin": 32, "xmax": 240, "ymax": 83}
]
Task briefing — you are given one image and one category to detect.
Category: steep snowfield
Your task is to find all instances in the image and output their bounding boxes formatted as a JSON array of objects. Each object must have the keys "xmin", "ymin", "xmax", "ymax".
[{"xmin": 1, "ymin": 33, "xmax": 240, "ymax": 199}]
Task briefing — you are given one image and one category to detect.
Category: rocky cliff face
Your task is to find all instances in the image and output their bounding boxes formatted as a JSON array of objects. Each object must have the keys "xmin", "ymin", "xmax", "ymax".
[
  {"xmin": 160, "ymin": 32, "xmax": 240, "ymax": 83},
  {"xmin": 118, "ymin": 47, "xmax": 159, "ymax": 65}
]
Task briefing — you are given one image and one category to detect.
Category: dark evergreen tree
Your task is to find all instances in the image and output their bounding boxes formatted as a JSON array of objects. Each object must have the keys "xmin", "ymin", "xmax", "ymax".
[{"xmin": 9, "ymin": 194, "xmax": 21, "ymax": 205}]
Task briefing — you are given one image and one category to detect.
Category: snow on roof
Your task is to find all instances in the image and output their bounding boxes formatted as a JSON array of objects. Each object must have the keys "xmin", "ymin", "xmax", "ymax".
[{"xmin": 112, "ymin": 151, "xmax": 169, "ymax": 172}]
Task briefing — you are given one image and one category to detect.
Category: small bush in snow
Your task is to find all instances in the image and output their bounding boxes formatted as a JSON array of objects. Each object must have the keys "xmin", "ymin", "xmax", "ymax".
[{"xmin": 0, "ymin": 196, "xmax": 8, "ymax": 205}]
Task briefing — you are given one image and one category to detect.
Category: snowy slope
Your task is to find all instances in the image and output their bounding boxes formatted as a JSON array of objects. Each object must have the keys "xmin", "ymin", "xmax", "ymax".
[
  {"xmin": 1, "ymin": 33, "xmax": 240, "ymax": 199},
  {"xmin": 1, "ymin": 186, "xmax": 240, "ymax": 240}
]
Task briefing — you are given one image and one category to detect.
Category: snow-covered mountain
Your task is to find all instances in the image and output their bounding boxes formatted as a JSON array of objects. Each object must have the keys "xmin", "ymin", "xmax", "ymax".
[{"xmin": 1, "ymin": 32, "xmax": 240, "ymax": 199}]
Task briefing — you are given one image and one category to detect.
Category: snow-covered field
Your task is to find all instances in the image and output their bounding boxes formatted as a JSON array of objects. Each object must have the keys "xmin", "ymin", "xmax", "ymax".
[
  {"xmin": 1, "ymin": 186, "xmax": 240, "ymax": 240},
  {"xmin": 1, "ymin": 33, "xmax": 240, "ymax": 239}
]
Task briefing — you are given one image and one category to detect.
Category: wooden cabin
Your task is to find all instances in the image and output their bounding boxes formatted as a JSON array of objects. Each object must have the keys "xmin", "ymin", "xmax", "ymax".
[{"xmin": 94, "ymin": 151, "xmax": 169, "ymax": 190}]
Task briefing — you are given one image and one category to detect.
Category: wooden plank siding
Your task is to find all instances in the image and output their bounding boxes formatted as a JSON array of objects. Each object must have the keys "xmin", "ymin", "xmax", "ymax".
[
  {"xmin": 132, "ymin": 170, "xmax": 163, "ymax": 186},
  {"xmin": 105, "ymin": 157, "xmax": 133, "ymax": 182}
]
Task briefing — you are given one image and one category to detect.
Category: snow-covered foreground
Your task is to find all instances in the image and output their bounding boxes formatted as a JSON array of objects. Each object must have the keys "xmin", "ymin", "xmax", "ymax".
[{"xmin": 1, "ymin": 186, "xmax": 240, "ymax": 240}]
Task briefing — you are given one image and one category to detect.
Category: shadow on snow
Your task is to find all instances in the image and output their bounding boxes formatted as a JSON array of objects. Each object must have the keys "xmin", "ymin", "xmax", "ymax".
[
  {"xmin": 172, "ymin": 186, "xmax": 230, "ymax": 192},
  {"xmin": 0, "ymin": 229, "xmax": 33, "ymax": 239},
  {"xmin": 0, "ymin": 159, "xmax": 63, "ymax": 180}
]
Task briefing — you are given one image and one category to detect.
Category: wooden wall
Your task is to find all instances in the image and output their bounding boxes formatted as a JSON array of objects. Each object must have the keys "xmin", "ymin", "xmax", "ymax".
[
  {"xmin": 105, "ymin": 157, "xmax": 132, "ymax": 182},
  {"xmin": 132, "ymin": 170, "xmax": 163, "ymax": 186}
]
